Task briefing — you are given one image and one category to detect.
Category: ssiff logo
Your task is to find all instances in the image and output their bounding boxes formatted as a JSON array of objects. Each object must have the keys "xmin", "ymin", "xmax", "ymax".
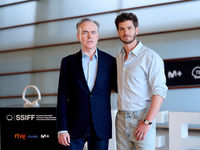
[
  {"xmin": 6, "ymin": 114, "xmax": 35, "ymax": 121},
  {"xmin": 192, "ymin": 66, "xmax": 200, "ymax": 79},
  {"xmin": 15, "ymin": 114, "xmax": 35, "ymax": 121}
]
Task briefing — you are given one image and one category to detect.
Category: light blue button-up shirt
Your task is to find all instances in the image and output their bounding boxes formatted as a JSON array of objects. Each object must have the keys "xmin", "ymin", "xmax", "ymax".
[
  {"xmin": 116, "ymin": 42, "xmax": 168, "ymax": 111},
  {"xmin": 82, "ymin": 49, "xmax": 98, "ymax": 91}
]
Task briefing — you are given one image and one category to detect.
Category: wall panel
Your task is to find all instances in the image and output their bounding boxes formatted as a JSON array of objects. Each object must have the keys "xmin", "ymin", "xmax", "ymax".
[
  {"xmin": 122, "ymin": 1, "xmax": 200, "ymax": 34},
  {"xmin": 118, "ymin": 0, "xmax": 181, "ymax": 8},
  {"xmin": 34, "ymin": 44, "xmax": 81, "ymax": 70},
  {"xmin": 0, "ymin": 0, "xmax": 26, "ymax": 5},
  {"xmin": 0, "ymin": 98, "xmax": 23, "ymax": 107},
  {"xmin": 0, "ymin": 74, "xmax": 34, "ymax": 96},
  {"xmin": 0, "ymin": 26, "xmax": 36, "ymax": 50},
  {"xmin": 0, "ymin": 50, "xmax": 35, "ymax": 73},
  {"xmin": 35, "ymin": 19, "xmax": 79, "ymax": 45},
  {"xmin": 0, "ymin": 1, "xmax": 36, "ymax": 27},
  {"xmin": 34, "ymin": 72, "xmax": 59, "ymax": 94},
  {"xmin": 138, "ymin": 29, "xmax": 200, "ymax": 59},
  {"xmin": 36, "ymin": 0, "xmax": 118, "ymax": 21}
]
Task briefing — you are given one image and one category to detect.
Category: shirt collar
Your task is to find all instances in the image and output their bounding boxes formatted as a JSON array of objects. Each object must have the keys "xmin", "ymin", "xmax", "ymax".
[
  {"xmin": 120, "ymin": 41, "xmax": 143, "ymax": 57},
  {"xmin": 81, "ymin": 49, "xmax": 98, "ymax": 59}
]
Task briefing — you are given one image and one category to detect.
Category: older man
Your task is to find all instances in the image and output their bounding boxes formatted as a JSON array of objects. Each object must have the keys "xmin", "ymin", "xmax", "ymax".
[{"xmin": 56, "ymin": 18, "xmax": 117, "ymax": 150}]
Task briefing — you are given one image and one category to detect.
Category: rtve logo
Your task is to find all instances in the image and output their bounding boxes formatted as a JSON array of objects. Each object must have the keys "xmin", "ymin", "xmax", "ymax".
[
  {"xmin": 15, "ymin": 133, "xmax": 26, "ymax": 140},
  {"xmin": 6, "ymin": 114, "xmax": 35, "ymax": 121}
]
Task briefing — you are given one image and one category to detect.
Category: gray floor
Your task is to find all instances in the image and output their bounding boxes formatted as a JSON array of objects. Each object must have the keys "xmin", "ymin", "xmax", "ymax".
[{"xmin": 156, "ymin": 128, "xmax": 200, "ymax": 150}]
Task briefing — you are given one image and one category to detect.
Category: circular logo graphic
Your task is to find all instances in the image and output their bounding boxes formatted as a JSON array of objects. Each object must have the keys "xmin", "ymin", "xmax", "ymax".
[
  {"xmin": 192, "ymin": 66, "xmax": 200, "ymax": 79},
  {"xmin": 6, "ymin": 114, "xmax": 13, "ymax": 121}
]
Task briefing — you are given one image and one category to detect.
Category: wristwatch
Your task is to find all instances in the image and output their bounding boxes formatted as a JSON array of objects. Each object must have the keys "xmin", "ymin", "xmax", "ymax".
[{"xmin": 144, "ymin": 119, "xmax": 152, "ymax": 125}]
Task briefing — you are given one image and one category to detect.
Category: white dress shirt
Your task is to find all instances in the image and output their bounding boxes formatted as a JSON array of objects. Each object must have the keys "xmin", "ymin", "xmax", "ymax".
[{"xmin": 116, "ymin": 41, "xmax": 168, "ymax": 111}]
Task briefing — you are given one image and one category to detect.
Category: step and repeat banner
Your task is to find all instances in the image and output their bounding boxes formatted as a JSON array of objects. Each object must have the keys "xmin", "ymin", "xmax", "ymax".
[{"xmin": 0, "ymin": 107, "xmax": 60, "ymax": 150}]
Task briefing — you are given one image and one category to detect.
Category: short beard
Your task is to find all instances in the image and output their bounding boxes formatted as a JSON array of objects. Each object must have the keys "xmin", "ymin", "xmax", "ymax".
[
  {"xmin": 120, "ymin": 38, "xmax": 134, "ymax": 44},
  {"xmin": 119, "ymin": 34, "xmax": 136, "ymax": 44}
]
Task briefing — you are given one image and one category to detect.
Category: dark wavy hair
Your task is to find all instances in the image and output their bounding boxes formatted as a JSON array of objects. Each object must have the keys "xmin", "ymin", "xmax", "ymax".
[{"xmin": 115, "ymin": 12, "xmax": 139, "ymax": 30}]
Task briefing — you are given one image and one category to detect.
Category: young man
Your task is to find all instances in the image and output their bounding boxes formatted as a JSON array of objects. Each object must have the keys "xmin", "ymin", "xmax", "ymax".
[
  {"xmin": 115, "ymin": 12, "xmax": 168, "ymax": 150},
  {"xmin": 56, "ymin": 18, "xmax": 117, "ymax": 150}
]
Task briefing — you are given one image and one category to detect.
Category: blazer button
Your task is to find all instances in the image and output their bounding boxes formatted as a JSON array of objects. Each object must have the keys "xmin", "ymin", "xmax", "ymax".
[
  {"xmin": 88, "ymin": 108, "xmax": 91, "ymax": 111},
  {"xmin": 90, "ymin": 95, "xmax": 93, "ymax": 97}
]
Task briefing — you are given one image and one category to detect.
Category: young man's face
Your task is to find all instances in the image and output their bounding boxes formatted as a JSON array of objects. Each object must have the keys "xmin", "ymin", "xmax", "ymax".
[
  {"xmin": 117, "ymin": 20, "xmax": 139, "ymax": 44},
  {"xmin": 77, "ymin": 21, "xmax": 99, "ymax": 51}
]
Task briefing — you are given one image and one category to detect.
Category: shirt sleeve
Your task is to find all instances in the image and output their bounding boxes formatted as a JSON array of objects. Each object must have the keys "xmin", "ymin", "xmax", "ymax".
[
  {"xmin": 148, "ymin": 53, "xmax": 168, "ymax": 99},
  {"xmin": 58, "ymin": 130, "xmax": 68, "ymax": 136}
]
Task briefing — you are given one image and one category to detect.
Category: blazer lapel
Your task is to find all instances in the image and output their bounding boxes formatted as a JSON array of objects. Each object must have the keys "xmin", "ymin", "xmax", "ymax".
[{"xmin": 70, "ymin": 50, "xmax": 89, "ymax": 91}]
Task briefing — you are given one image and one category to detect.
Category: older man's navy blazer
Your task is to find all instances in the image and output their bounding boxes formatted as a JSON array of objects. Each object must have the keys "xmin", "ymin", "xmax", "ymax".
[{"xmin": 56, "ymin": 49, "xmax": 117, "ymax": 140}]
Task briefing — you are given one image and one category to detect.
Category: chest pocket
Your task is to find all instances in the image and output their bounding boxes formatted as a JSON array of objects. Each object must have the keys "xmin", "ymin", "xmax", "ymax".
[{"xmin": 125, "ymin": 67, "xmax": 148, "ymax": 84}]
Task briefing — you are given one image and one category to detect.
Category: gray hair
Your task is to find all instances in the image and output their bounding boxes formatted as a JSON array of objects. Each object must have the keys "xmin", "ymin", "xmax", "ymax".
[{"xmin": 76, "ymin": 18, "xmax": 100, "ymax": 34}]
